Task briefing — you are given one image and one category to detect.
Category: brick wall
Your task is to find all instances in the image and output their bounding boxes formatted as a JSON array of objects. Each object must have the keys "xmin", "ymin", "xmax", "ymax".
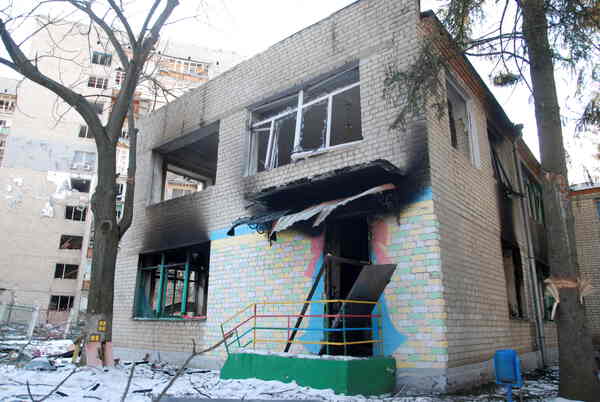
[
  {"xmin": 571, "ymin": 188, "xmax": 600, "ymax": 343},
  {"xmin": 419, "ymin": 15, "xmax": 555, "ymax": 379},
  {"xmin": 113, "ymin": 0, "xmax": 426, "ymax": 363}
]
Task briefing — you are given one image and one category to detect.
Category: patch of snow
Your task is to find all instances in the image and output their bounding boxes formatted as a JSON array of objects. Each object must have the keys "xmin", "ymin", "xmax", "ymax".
[{"xmin": 236, "ymin": 349, "xmax": 367, "ymax": 361}]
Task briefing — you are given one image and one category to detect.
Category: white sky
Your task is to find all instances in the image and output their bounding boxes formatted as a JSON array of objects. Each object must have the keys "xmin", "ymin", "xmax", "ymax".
[{"xmin": 1, "ymin": 0, "xmax": 597, "ymax": 183}]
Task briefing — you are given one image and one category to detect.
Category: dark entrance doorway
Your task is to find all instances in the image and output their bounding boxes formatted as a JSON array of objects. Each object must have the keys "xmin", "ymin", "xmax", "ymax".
[{"xmin": 324, "ymin": 217, "xmax": 372, "ymax": 356}]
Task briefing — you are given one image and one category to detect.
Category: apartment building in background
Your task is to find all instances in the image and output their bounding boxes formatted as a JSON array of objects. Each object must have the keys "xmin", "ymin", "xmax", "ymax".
[
  {"xmin": 112, "ymin": 0, "xmax": 565, "ymax": 392},
  {"xmin": 0, "ymin": 19, "xmax": 242, "ymax": 321}
]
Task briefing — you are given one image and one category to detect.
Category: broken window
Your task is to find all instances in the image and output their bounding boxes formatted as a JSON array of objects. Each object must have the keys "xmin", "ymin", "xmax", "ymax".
[
  {"xmin": 164, "ymin": 172, "xmax": 205, "ymax": 201},
  {"xmin": 134, "ymin": 243, "xmax": 210, "ymax": 319},
  {"xmin": 87, "ymin": 76, "xmax": 109, "ymax": 89},
  {"xmin": 59, "ymin": 235, "xmax": 83, "ymax": 250},
  {"xmin": 71, "ymin": 151, "xmax": 96, "ymax": 171},
  {"xmin": 54, "ymin": 264, "xmax": 79, "ymax": 279},
  {"xmin": 65, "ymin": 205, "xmax": 87, "ymax": 222},
  {"xmin": 91, "ymin": 51, "xmax": 112, "ymax": 66},
  {"xmin": 49, "ymin": 295, "xmax": 74, "ymax": 311},
  {"xmin": 154, "ymin": 123, "xmax": 219, "ymax": 202},
  {"xmin": 446, "ymin": 80, "xmax": 480, "ymax": 167},
  {"xmin": 248, "ymin": 67, "xmax": 362, "ymax": 174},
  {"xmin": 78, "ymin": 125, "xmax": 93, "ymax": 139},
  {"xmin": 71, "ymin": 178, "xmax": 91, "ymax": 193},
  {"xmin": 502, "ymin": 245, "xmax": 524, "ymax": 319},
  {"xmin": 523, "ymin": 169, "xmax": 544, "ymax": 224}
]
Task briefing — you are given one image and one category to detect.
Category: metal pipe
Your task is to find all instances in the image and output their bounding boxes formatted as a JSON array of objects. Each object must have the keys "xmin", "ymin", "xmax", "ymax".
[{"xmin": 511, "ymin": 137, "xmax": 546, "ymax": 366}]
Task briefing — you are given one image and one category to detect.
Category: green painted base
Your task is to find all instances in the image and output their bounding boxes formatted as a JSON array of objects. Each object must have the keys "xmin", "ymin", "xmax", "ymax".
[{"xmin": 220, "ymin": 352, "xmax": 396, "ymax": 396}]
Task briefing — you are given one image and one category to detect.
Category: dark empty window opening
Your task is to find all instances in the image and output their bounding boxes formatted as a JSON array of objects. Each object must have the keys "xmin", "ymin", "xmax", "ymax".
[
  {"xmin": 49, "ymin": 295, "xmax": 74, "ymax": 311},
  {"xmin": 156, "ymin": 126, "xmax": 219, "ymax": 202},
  {"xmin": 65, "ymin": 205, "xmax": 87, "ymax": 221},
  {"xmin": 71, "ymin": 178, "xmax": 91, "ymax": 193},
  {"xmin": 54, "ymin": 264, "xmax": 79, "ymax": 279},
  {"xmin": 248, "ymin": 67, "xmax": 362, "ymax": 174},
  {"xmin": 59, "ymin": 235, "xmax": 83, "ymax": 250},
  {"xmin": 446, "ymin": 82, "xmax": 470, "ymax": 158},
  {"xmin": 134, "ymin": 243, "xmax": 210, "ymax": 320},
  {"xmin": 502, "ymin": 244, "xmax": 524, "ymax": 319}
]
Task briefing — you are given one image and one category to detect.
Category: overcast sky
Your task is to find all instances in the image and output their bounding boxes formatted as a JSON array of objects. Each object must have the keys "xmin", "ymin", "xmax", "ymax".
[{"xmin": 1, "ymin": 0, "xmax": 596, "ymax": 183}]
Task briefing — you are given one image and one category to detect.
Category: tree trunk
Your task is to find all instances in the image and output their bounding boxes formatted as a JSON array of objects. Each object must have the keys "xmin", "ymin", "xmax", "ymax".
[
  {"xmin": 521, "ymin": 0, "xmax": 600, "ymax": 399},
  {"xmin": 87, "ymin": 142, "xmax": 119, "ymax": 343}
]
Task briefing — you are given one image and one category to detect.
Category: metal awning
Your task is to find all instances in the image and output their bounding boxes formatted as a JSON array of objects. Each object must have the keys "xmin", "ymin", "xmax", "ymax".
[{"xmin": 272, "ymin": 183, "xmax": 395, "ymax": 233}]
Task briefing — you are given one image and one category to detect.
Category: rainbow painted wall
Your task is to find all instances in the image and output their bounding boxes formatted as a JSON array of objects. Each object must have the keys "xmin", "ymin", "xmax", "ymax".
[{"xmin": 200, "ymin": 189, "xmax": 448, "ymax": 371}]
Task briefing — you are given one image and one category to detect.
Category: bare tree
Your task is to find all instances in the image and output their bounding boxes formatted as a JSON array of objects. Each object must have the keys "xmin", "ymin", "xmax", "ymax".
[
  {"xmin": 384, "ymin": 1, "xmax": 599, "ymax": 399},
  {"xmin": 0, "ymin": 0, "xmax": 183, "ymax": 354}
]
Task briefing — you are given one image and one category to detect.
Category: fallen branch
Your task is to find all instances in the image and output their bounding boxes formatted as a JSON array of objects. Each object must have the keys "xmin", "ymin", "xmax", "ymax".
[
  {"xmin": 154, "ymin": 336, "xmax": 229, "ymax": 402},
  {"xmin": 36, "ymin": 367, "xmax": 78, "ymax": 402},
  {"xmin": 120, "ymin": 362, "xmax": 136, "ymax": 402}
]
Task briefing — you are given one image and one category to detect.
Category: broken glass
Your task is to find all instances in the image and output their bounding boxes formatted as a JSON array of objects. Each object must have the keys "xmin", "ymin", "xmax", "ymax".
[
  {"xmin": 272, "ymin": 113, "xmax": 296, "ymax": 168},
  {"xmin": 330, "ymin": 85, "xmax": 362, "ymax": 146},
  {"xmin": 300, "ymin": 99, "xmax": 327, "ymax": 152}
]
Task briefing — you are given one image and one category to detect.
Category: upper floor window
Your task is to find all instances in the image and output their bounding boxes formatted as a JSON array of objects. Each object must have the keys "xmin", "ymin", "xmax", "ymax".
[
  {"xmin": 115, "ymin": 71, "xmax": 126, "ymax": 86},
  {"xmin": 446, "ymin": 80, "xmax": 480, "ymax": 167},
  {"xmin": 248, "ymin": 67, "xmax": 362, "ymax": 174},
  {"xmin": 92, "ymin": 51, "xmax": 112, "ymax": 66},
  {"xmin": 49, "ymin": 295, "xmax": 74, "ymax": 311},
  {"xmin": 54, "ymin": 264, "xmax": 79, "ymax": 279},
  {"xmin": 0, "ymin": 98, "xmax": 15, "ymax": 113},
  {"xmin": 65, "ymin": 205, "xmax": 87, "ymax": 221},
  {"xmin": 59, "ymin": 235, "xmax": 83, "ymax": 250},
  {"xmin": 88, "ymin": 76, "xmax": 109, "ymax": 89},
  {"xmin": 523, "ymin": 169, "xmax": 544, "ymax": 224},
  {"xmin": 78, "ymin": 125, "xmax": 93, "ymax": 139},
  {"xmin": 71, "ymin": 177, "xmax": 91, "ymax": 193}
]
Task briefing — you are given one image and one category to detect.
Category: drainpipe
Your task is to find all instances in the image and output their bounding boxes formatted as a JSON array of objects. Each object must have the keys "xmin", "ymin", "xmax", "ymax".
[{"xmin": 511, "ymin": 135, "xmax": 546, "ymax": 367}]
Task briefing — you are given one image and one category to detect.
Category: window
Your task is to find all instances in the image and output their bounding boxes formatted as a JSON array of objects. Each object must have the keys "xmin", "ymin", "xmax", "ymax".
[
  {"xmin": 503, "ymin": 245, "xmax": 524, "ymax": 319},
  {"xmin": 116, "ymin": 204, "xmax": 124, "ymax": 220},
  {"xmin": 446, "ymin": 80, "xmax": 480, "ymax": 167},
  {"xmin": 71, "ymin": 151, "xmax": 96, "ymax": 171},
  {"xmin": 164, "ymin": 174, "xmax": 204, "ymax": 201},
  {"xmin": 154, "ymin": 123, "xmax": 219, "ymax": 202},
  {"xmin": 65, "ymin": 205, "xmax": 87, "ymax": 221},
  {"xmin": 0, "ymin": 119, "xmax": 8, "ymax": 127},
  {"xmin": 59, "ymin": 235, "xmax": 83, "ymax": 250},
  {"xmin": 595, "ymin": 199, "xmax": 600, "ymax": 220},
  {"xmin": 135, "ymin": 243, "xmax": 210, "ymax": 319},
  {"xmin": 115, "ymin": 71, "xmax": 126, "ymax": 86},
  {"xmin": 49, "ymin": 295, "xmax": 74, "ymax": 311},
  {"xmin": 0, "ymin": 98, "xmax": 15, "ymax": 112},
  {"xmin": 92, "ymin": 102, "xmax": 104, "ymax": 115},
  {"xmin": 88, "ymin": 76, "xmax": 109, "ymax": 89},
  {"xmin": 71, "ymin": 178, "xmax": 91, "ymax": 193},
  {"xmin": 78, "ymin": 125, "xmax": 93, "ymax": 139},
  {"xmin": 54, "ymin": 264, "xmax": 79, "ymax": 279},
  {"xmin": 248, "ymin": 67, "xmax": 362, "ymax": 174},
  {"xmin": 116, "ymin": 183, "xmax": 126, "ymax": 200},
  {"xmin": 523, "ymin": 169, "xmax": 544, "ymax": 224},
  {"xmin": 91, "ymin": 51, "xmax": 112, "ymax": 66}
]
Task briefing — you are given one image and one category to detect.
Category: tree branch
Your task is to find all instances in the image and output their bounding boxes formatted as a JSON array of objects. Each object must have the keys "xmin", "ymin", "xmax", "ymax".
[
  {"xmin": 0, "ymin": 17, "xmax": 106, "ymax": 143},
  {"xmin": 118, "ymin": 109, "xmax": 137, "ymax": 239},
  {"xmin": 106, "ymin": 0, "xmax": 136, "ymax": 50}
]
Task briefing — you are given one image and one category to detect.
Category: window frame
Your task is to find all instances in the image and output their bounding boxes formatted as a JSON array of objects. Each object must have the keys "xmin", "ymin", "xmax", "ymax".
[
  {"xmin": 54, "ymin": 263, "xmax": 79, "ymax": 280},
  {"xmin": 91, "ymin": 51, "xmax": 112, "ymax": 66},
  {"xmin": 250, "ymin": 70, "xmax": 362, "ymax": 173},
  {"xmin": 49, "ymin": 295, "xmax": 74, "ymax": 311},
  {"xmin": 445, "ymin": 78, "xmax": 481, "ymax": 168},
  {"xmin": 87, "ymin": 76, "xmax": 109, "ymax": 89},
  {"xmin": 65, "ymin": 205, "xmax": 87, "ymax": 222},
  {"xmin": 134, "ymin": 249, "xmax": 208, "ymax": 320}
]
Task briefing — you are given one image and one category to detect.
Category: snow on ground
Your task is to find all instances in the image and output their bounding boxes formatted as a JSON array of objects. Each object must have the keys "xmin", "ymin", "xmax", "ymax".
[{"xmin": 0, "ymin": 339, "xmax": 566, "ymax": 401}]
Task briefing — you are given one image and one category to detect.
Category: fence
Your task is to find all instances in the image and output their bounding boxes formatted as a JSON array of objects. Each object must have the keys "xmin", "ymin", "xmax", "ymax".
[
  {"xmin": 0, "ymin": 303, "xmax": 76, "ymax": 340},
  {"xmin": 220, "ymin": 299, "xmax": 383, "ymax": 357}
]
